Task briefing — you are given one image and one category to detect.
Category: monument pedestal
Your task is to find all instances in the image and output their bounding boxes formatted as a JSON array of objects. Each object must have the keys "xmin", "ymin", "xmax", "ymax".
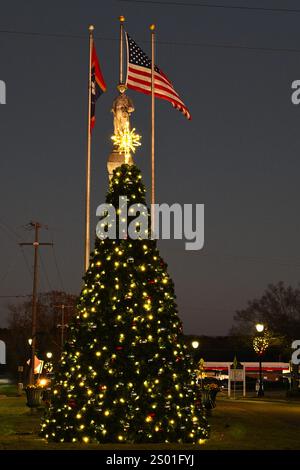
[{"xmin": 107, "ymin": 149, "xmax": 133, "ymax": 180}]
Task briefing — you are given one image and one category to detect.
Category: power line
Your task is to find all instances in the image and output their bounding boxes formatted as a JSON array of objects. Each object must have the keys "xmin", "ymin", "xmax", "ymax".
[
  {"xmin": 0, "ymin": 222, "xmax": 22, "ymax": 284},
  {"xmin": 48, "ymin": 228, "xmax": 65, "ymax": 292},
  {"xmin": 19, "ymin": 245, "xmax": 33, "ymax": 280},
  {"xmin": 0, "ymin": 256, "xmax": 19, "ymax": 285},
  {"xmin": 19, "ymin": 222, "xmax": 53, "ymax": 385},
  {"xmin": 52, "ymin": 246, "xmax": 65, "ymax": 292},
  {"xmin": 18, "ymin": 227, "xmax": 40, "ymax": 281},
  {"xmin": 0, "ymin": 221, "xmax": 35, "ymax": 283},
  {"xmin": 0, "ymin": 29, "xmax": 84, "ymax": 39},
  {"xmin": 154, "ymin": 40, "xmax": 300, "ymax": 54},
  {"xmin": 39, "ymin": 251, "xmax": 53, "ymax": 292},
  {"xmin": 117, "ymin": 0, "xmax": 300, "ymax": 14},
  {"xmin": 202, "ymin": 251, "xmax": 300, "ymax": 268},
  {"xmin": 0, "ymin": 294, "xmax": 32, "ymax": 298},
  {"xmin": 0, "ymin": 29, "xmax": 115, "ymax": 41},
  {"xmin": 0, "ymin": 220, "xmax": 21, "ymax": 242},
  {"xmin": 1, "ymin": 28, "xmax": 300, "ymax": 54}
]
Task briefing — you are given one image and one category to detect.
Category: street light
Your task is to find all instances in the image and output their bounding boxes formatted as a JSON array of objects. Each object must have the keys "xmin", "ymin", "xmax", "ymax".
[
  {"xmin": 191, "ymin": 340, "xmax": 199, "ymax": 349},
  {"xmin": 38, "ymin": 377, "xmax": 48, "ymax": 388},
  {"xmin": 44, "ymin": 351, "xmax": 54, "ymax": 379},
  {"xmin": 254, "ymin": 323, "xmax": 265, "ymax": 397},
  {"xmin": 255, "ymin": 323, "xmax": 264, "ymax": 333}
]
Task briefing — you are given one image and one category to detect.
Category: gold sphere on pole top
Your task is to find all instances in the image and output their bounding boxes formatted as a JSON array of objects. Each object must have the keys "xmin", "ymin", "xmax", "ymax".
[
  {"xmin": 89, "ymin": 25, "xmax": 95, "ymax": 32},
  {"xmin": 150, "ymin": 24, "xmax": 156, "ymax": 31},
  {"xmin": 117, "ymin": 83, "xmax": 127, "ymax": 94},
  {"xmin": 119, "ymin": 16, "xmax": 125, "ymax": 23}
]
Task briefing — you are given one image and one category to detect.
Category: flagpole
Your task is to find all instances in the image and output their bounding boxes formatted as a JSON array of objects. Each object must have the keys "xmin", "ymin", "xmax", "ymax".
[
  {"xmin": 119, "ymin": 16, "xmax": 125, "ymax": 86},
  {"xmin": 150, "ymin": 24, "xmax": 156, "ymax": 238},
  {"xmin": 85, "ymin": 24, "xmax": 94, "ymax": 272}
]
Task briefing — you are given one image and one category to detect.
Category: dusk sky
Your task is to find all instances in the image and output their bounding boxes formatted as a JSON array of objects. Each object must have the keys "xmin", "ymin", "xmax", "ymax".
[{"xmin": 1, "ymin": 0, "xmax": 300, "ymax": 335}]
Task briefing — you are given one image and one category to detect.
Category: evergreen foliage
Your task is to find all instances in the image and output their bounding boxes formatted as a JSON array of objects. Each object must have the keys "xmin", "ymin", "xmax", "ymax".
[{"xmin": 41, "ymin": 164, "xmax": 209, "ymax": 444}]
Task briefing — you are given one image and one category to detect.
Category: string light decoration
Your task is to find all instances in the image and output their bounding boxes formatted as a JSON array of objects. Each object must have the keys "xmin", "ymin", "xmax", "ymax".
[
  {"xmin": 111, "ymin": 122, "xmax": 141, "ymax": 163},
  {"xmin": 253, "ymin": 330, "xmax": 270, "ymax": 355},
  {"xmin": 41, "ymin": 164, "xmax": 209, "ymax": 444}
]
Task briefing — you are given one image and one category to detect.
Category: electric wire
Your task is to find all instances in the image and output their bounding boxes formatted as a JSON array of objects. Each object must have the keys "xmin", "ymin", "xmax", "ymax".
[
  {"xmin": 0, "ymin": 255, "xmax": 19, "ymax": 285},
  {"xmin": 0, "ymin": 294, "xmax": 32, "ymax": 298},
  {"xmin": 201, "ymin": 251, "xmax": 300, "ymax": 268},
  {"xmin": 0, "ymin": 220, "xmax": 21, "ymax": 242},
  {"xmin": 39, "ymin": 251, "xmax": 53, "ymax": 292},
  {"xmin": 1, "ymin": 28, "xmax": 300, "ymax": 54},
  {"xmin": 48, "ymin": 228, "xmax": 65, "ymax": 292},
  {"xmin": 117, "ymin": 0, "xmax": 300, "ymax": 14}
]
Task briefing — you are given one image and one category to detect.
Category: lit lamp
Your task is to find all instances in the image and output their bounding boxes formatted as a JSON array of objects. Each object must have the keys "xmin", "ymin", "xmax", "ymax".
[
  {"xmin": 44, "ymin": 352, "xmax": 54, "ymax": 376},
  {"xmin": 28, "ymin": 338, "xmax": 32, "ymax": 346},
  {"xmin": 254, "ymin": 323, "xmax": 265, "ymax": 397},
  {"xmin": 191, "ymin": 340, "xmax": 199, "ymax": 349},
  {"xmin": 255, "ymin": 323, "xmax": 264, "ymax": 333},
  {"xmin": 38, "ymin": 377, "xmax": 48, "ymax": 388}
]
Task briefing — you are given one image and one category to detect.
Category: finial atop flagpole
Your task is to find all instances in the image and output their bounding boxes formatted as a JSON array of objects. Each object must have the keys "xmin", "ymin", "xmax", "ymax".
[
  {"xmin": 89, "ymin": 24, "xmax": 95, "ymax": 33},
  {"xmin": 150, "ymin": 24, "xmax": 155, "ymax": 31}
]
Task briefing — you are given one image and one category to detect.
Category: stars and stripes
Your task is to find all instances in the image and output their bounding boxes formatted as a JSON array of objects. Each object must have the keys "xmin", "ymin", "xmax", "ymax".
[
  {"xmin": 90, "ymin": 43, "xmax": 107, "ymax": 132},
  {"xmin": 125, "ymin": 32, "xmax": 191, "ymax": 120}
]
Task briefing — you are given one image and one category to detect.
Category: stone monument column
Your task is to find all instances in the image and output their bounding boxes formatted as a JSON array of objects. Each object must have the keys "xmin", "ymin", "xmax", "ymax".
[{"xmin": 107, "ymin": 86, "xmax": 135, "ymax": 179}]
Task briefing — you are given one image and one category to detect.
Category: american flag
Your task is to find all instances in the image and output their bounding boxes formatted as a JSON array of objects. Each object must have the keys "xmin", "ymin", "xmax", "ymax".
[{"xmin": 125, "ymin": 33, "xmax": 191, "ymax": 120}]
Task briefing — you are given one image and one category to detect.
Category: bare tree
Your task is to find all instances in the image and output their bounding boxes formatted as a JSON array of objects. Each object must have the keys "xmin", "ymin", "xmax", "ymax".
[
  {"xmin": 6, "ymin": 291, "xmax": 77, "ymax": 376},
  {"xmin": 231, "ymin": 282, "xmax": 300, "ymax": 353}
]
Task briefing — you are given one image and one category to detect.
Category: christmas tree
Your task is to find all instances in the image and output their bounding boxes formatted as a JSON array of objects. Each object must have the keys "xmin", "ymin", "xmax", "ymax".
[{"xmin": 41, "ymin": 163, "xmax": 209, "ymax": 444}]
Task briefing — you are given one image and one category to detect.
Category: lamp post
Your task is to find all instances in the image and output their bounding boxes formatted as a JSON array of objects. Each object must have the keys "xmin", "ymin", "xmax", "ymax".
[
  {"xmin": 44, "ymin": 351, "xmax": 53, "ymax": 376},
  {"xmin": 191, "ymin": 340, "xmax": 200, "ymax": 364},
  {"xmin": 255, "ymin": 323, "xmax": 265, "ymax": 397}
]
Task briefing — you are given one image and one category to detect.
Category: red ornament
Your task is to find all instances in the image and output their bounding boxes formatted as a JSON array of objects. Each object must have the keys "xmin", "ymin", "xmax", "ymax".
[
  {"xmin": 68, "ymin": 399, "xmax": 76, "ymax": 409},
  {"xmin": 116, "ymin": 346, "xmax": 123, "ymax": 350}
]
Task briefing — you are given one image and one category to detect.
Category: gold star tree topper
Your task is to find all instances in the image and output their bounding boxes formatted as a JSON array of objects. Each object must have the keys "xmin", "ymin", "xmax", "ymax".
[{"xmin": 111, "ymin": 122, "xmax": 142, "ymax": 164}]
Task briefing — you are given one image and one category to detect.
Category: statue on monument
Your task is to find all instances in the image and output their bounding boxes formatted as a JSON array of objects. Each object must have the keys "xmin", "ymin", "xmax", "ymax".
[
  {"xmin": 108, "ymin": 91, "xmax": 141, "ymax": 180},
  {"xmin": 112, "ymin": 93, "xmax": 135, "ymax": 136}
]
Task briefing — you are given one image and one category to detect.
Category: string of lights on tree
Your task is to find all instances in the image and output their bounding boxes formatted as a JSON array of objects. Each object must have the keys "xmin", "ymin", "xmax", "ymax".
[
  {"xmin": 253, "ymin": 330, "xmax": 271, "ymax": 356},
  {"xmin": 41, "ymin": 163, "xmax": 209, "ymax": 444}
]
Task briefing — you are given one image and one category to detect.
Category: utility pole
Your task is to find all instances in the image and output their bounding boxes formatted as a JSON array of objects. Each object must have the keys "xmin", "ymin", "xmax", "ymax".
[
  {"xmin": 20, "ymin": 222, "xmax": 53, "ymax": 385},
  {"xmin": 54, "ymin": 304, "xmax": 73, "ymax": 352}
]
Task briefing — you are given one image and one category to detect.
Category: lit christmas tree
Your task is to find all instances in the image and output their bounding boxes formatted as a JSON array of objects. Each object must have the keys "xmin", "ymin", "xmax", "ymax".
[{"xmin": 41, "ymin": 90, "xmax": 209, "ymax": 444}]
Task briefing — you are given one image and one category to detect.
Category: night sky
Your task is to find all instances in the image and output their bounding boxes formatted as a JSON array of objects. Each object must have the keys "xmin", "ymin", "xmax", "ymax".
[{"xmin": 1, "ymin": 0, "xmax": 300, "ymax": 335}]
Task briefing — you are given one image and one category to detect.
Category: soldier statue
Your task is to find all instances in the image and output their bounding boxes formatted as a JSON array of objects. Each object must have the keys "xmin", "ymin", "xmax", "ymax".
[{"xmin": 112, "ymin": 92, "xmax": 135, "ymax": 136}]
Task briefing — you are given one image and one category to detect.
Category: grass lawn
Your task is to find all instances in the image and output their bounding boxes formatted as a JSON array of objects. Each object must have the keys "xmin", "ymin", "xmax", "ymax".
[
  {"xmin": 0, "ymin": 387, "xmax": 299, "ymax": 450},
  {"xmin": 205, "ymin": 398, "xmax": 300, "ymax": 450}
]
